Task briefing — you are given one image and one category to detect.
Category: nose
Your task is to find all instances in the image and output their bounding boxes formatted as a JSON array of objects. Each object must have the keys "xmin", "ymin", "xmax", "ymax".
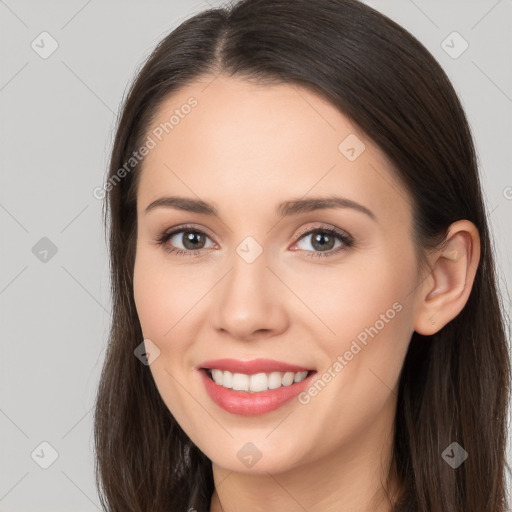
[{"xmin": 209, "ymin": 249, "xmax": 289, "ymax": 341}]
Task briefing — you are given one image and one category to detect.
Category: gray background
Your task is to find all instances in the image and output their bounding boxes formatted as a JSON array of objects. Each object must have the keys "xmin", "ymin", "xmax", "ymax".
[{"xmin": 1, "ymin": 0, "xmax": 511, "ymax": 510}]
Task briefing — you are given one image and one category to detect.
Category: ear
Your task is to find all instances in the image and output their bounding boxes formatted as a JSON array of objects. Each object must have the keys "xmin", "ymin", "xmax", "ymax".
[{"xmin": 414, "ymin": 220, "xmax": 481, "ymax": 335}]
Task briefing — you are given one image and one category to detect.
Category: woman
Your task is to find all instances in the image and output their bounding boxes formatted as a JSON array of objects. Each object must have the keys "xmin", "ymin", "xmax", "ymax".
[{"xmin": 93, "ymin": 0, "xmax": 511, "ymax": 510}]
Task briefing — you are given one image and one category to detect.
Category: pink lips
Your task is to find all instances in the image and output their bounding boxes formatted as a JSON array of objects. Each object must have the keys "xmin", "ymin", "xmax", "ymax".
[
  {"xmin": 197, "ymin": 358, "xmax": 316, "ymax": 416},
  {"xmin": 198, "ymin": 358, "xmax": 312, "ymax": 375}
]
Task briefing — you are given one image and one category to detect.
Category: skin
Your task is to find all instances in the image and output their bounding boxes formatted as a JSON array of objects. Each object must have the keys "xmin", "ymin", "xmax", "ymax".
[{"xmin": 132, "ymin": 74, "xmax": 480, "ymax": 512}]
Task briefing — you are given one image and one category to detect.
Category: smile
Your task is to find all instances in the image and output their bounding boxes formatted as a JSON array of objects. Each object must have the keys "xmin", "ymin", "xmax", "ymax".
[
  {"xmin": 197, "ymin": 359, "xmax": 317, "ymax": 416},
  {"xmin": 206, "ymin": 368, "xmax": 311, "ymax": 392}
]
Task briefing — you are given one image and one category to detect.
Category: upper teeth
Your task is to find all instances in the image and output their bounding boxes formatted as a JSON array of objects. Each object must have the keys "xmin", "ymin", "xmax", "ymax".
[{"xmin": 209, "ymin": 369, "xmax": 309, "ymax": 392}]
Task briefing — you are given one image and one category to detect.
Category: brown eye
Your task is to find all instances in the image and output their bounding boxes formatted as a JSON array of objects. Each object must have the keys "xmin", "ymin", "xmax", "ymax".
[
  {"xmin": 156, "ymin": 226, "xmax": 215, "ymax": 256},
  {"xmin": 301, "ymin": 230, "xmax": 337, "ymax": 251},
  {"xmin": 175, "ymin": 230, "xmax": 208, "ymax": 250},
  {"xmin": 294, "ymin": 227, "xmax": 353, "ymax": 259}
]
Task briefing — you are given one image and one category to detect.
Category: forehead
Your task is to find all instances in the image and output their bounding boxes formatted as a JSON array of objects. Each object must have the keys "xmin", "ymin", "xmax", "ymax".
[{"xmin": 137, "ymin": 75, "xmax": 411, "ymax": 222}]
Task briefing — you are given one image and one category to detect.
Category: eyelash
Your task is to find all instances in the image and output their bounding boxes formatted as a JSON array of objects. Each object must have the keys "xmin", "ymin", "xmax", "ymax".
[{"xmin": 155, "ymin": 224, "xmax": 354, "ymax": 259}]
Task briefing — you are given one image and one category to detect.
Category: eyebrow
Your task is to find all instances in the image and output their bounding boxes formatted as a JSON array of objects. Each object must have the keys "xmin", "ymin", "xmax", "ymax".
[{"xmin": 144, "ymin": 195, "xmax": 376, "ymax": 221}]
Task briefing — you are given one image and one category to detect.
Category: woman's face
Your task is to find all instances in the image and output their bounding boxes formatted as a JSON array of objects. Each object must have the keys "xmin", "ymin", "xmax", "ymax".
[{"xmin": 133, "ymin": 75, "xmax": 423, "ymax": 474}]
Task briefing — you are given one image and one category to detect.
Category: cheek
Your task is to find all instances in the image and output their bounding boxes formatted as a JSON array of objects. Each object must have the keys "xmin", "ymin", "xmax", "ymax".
[
  {"xmin": 292, "ymin": 253, "xmax": 415, "ymax": 343},
  {"xmin": 329, "ymin": 257, "xmax": 416, "ymax": 392},
  {"xmin": 293, "ymin": 249, "xmax": 417, "ymax": 403},
  {"xmin": 133, "ymin": 250, "xmax": 196, "ymax": 416},
  {"xmin": 292, "ymin": 266, "xmax": 415, "ymax": 444},
  {"xmin": 133, "ymin": 247, "xmax": 199, "ymax": 340},
  {"xmin": 133, "ymin": 256, "xmax": 164, "ymax": 338}
]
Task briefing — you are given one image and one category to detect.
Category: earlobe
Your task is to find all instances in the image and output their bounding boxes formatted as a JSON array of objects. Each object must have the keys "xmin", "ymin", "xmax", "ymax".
[{"xmin": 414, "ymin": 220, "xmax": 480, "ymax": 335}]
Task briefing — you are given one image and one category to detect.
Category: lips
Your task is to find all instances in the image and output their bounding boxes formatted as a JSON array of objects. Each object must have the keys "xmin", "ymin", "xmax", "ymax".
[
  {"xmin": 197, "ymin": 358, "xmax": 314, "ymax": 375},
  {"xmin": 199, "ymin": 367, "xmax": 316, "ymax": 416}
]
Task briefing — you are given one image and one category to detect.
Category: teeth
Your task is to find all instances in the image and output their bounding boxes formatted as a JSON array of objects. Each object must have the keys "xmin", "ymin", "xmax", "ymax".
[
  {"xmin": 208, "ymin": 369, "xmax": 309, "ymax": 392},
  {"xmin": 268, "ymin": 372, "xmax": 283, "ymax": 389},
  {"xmin": 248, "ymin": 372, "xmax": 267, "ymax": 392}
]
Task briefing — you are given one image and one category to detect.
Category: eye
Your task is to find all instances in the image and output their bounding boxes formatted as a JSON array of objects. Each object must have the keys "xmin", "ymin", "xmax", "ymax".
[
  {"xmin": 155, "ymin": 224, "xmax": 354, "ymax": 258},
  {"xmin": 155, "ymin": 224, "xmax": 215, "ymax": 257},
  {"xmin": 292, "ymin": 226, "xmax": 354, "ymax": 259}
]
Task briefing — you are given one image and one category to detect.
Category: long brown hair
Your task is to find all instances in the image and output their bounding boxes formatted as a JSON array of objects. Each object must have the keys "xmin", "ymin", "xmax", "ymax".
[{"xmin": 93, "ymin": 0, "xmax": 511, "ymax": 510}]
